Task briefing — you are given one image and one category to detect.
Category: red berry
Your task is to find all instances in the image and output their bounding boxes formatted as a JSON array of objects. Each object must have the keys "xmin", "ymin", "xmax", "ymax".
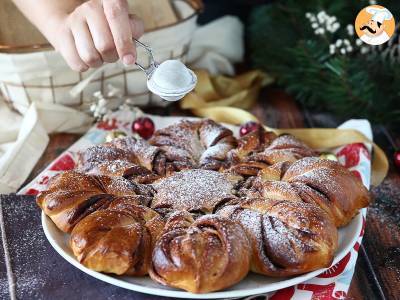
[
  {"xmin": 239, "ymin": 121, "xmax": 260, "ymax": 137},
  {"xmin": 132, "ymin": 117, "xmax": 155, "ymax": 140},
  {"xmin": 394, "ymin": 150, "xmax": 400, "ymax": 169}
]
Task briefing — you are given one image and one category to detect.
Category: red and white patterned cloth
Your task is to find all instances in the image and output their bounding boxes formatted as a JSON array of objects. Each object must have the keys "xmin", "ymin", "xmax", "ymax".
[{"xmin": 19, "ymin": 116, "xmax": 372, "ymax": 300}]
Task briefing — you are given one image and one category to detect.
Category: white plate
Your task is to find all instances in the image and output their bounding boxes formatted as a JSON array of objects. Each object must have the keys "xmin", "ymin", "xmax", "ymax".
[{"xmin": 42, "ymin": 210, "xmax": 363, "ymax": 299}]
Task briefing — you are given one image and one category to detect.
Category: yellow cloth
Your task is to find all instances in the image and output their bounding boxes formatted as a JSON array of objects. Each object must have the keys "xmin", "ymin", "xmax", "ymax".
[
  {"xmin": 181, "ymin": 69, "xmax": 273, "ymax": 111},
  {"xmin": 180, "ymin": 71, "xmax": 389, "ymax": 187}
]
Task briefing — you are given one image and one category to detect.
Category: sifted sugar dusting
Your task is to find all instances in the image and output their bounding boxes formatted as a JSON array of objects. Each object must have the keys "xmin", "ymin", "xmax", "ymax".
[
  {"xmin": 1, "ymin": 198, "xmax": 47, "ymax": 298},
  {"xmin": 268, "ymin": 134, "xmax": 314, "ymax": 152},
  {"xmin": 150, "ymin": 120, "xmax": 235, "ymax": 169},
  {"xmin": 152, "ymin": 60, "xmax": 192, "ymax": 91},
  {"xmin": 152, "ymin": 169, "xmax": 238, "ymax": 212}
]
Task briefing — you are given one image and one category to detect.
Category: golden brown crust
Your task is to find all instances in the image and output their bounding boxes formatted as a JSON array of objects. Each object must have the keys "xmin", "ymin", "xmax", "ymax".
[
  {"xmin": 77, "ymin": 137, "xmax": 168, "ymax": 182},
  {"xmin": 251, "ymin": 134, "xmax": 318, "ymax": 165},
  {"xmin": 245, "ymin": 180, "xmax": 303, "ymax": 202},
  {"xmin": 218, "ymin": 196, "xmax": 338, "ymax": 277},
  {"xmin": 36, "ymin": 119, "xmax": 372, "ymax": 293},
  {"xmin": 149, "ymin": 211, "xmax": 250, "ymax": 293},
  {"xmin": 282, "ymin": 157, "xmax": 371, "ymax": 227},
  {"xmin": 70, "ymin": 201, "xmax": 164, "ymax": 276},
  {"xmin": 82, "ymin": 160, "xmax": 161, "ymax": 184},
  {"xmin": 258, "ymin": 161, "xmax": 293, "ymax": 181},
  {"xmin": 226, "ymin": 127, "xmax": 317, "ymax": 176},
  {"xmin": 228, "ymin": 127, "xmax": 278, "ymax": 163},
  {"xmin": 36, "ymin": 171, "xmax": 152, "ymax": 232},
  {"xmin": 150, "ymin": 119, "xmax": 237, "ymax": 171}
]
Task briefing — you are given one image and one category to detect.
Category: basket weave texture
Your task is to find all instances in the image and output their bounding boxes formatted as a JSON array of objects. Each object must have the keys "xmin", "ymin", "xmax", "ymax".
[{"xmin": 0, "ymin": 0, "xmax": 199, "ymax": 113}]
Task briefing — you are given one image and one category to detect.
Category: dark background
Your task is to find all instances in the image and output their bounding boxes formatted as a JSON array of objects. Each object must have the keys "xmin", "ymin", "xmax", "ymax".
[{"xmin": 199, "ymin": 0, "xmax": 272, "ymax": 24}]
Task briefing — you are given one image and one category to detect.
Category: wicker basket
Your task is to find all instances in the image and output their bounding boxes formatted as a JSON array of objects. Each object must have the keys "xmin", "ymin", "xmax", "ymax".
[{"xmin": 0, "ymin": 0, "xmax": 200, "ymax": 114}]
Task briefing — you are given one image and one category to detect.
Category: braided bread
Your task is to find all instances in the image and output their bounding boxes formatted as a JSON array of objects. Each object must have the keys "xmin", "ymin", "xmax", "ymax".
[
  {"xmin": 227, "ymin": 127, "xmax": 318, "ymax": 176},
  {"xmin": 37, "ymin": 118, "xmax": 371, "ymax": 293},
  {"xmin": 77, "ymin": 137, "xmax": 167, "ymax": 183},
  {"xmin": 71, "ymin": 198, "xmax": 164, "ymax": 275},
  {"xmin": 218, "ymin": 182, "xmax": 338, "ymax": 276},
  {"xmin": 246, "ymin": 158, "xmax": 370, "ymax": 227},
  {"xmin": 37, "ymin": 171, "xmax": 153, "ymax": 232},
  {"xmin": 149, "ymin": 119, "xmax": 237, "ymax": 171},
  {"xmin": 149, "ymin": 211, "xmax": 251, "ymax": 293},
  {"xmin": 281, "ymin": 157, "xmax": 370, "ymax": 227}
]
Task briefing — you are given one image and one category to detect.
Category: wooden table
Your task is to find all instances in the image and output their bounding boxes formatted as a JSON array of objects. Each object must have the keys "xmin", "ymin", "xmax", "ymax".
[{"xmin": 23, "ymin": 88, "xmax": 400, "ymax": 300}]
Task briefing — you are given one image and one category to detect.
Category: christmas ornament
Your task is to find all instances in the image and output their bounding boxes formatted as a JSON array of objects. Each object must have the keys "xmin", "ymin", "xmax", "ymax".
[
  {"xmin": 319, "ymin": 152, "xmax": 338, "ymax": 161},
  {"xmin": 105, "ymin": 130, "xmax": 127, "ymax": 142},
  {"xmin": 239, "ymin": 121, "xmax": 260, "ymax": 137},
  {"xmin": 394, "ymin": 150, "xmax": 400, "ymax": 169},
  {"xmin": 132, "ymin": 117, "xmax": 155, "ymax": 140}
]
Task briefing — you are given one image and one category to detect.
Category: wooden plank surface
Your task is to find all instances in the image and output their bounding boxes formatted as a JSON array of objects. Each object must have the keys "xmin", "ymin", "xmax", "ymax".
[{"xmin": 22, "ymin": 89, "xmax": 400, "ymax": 299}]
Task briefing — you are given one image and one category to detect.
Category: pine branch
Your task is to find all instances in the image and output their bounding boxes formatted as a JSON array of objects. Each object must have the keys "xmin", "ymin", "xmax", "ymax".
[{"xmin": 249, "ymin": 0, "xmax": 400, "ymax": 127}]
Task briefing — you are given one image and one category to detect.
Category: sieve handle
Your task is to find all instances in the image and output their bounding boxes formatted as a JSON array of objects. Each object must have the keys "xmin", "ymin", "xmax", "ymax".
[{"xmin": 133, "ymin": 38, "xmax": 158, "ymax": 77}]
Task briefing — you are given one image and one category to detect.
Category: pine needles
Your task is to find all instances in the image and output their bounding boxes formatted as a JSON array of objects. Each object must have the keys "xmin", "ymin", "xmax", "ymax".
[{"xmin": 249, "ymin": 0, "xmax": 400, "ymax": 127}]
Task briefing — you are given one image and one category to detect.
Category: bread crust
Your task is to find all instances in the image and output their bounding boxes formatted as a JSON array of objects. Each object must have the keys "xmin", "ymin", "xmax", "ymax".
[{"xmin": 37, "ymin": 119, "xmax": 371, "ymax": 293}]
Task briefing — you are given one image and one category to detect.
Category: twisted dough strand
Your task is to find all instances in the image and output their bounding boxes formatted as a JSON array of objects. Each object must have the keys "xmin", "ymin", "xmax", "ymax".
[{"xmin": 149, "ymin": 211, "xmax": 251, "ymax": 293}]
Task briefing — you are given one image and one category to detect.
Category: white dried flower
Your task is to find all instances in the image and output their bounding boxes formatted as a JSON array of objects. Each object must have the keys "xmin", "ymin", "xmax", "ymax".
[
  {"xmin": 356, "ymin": 39, "xmax": 363, "ymax": 46},
  {"xmin": 346, "ymin": 24, "xmax": 355, "ymax": 36},
  {"xmin": 332, "ymin": 23, "xmax": 340, "ymax": 30},
  {"xmin": 98, "ymin": 98, "xmax": 107, "ymax": 107},
  {"xmin": 331, "ymin": 38, "xmax": 354, "ymax": 55},
  {"xmin": 361, "ymin": 47, "xmax": 370, "ymax": 54},
  {"xmin": 93, "ymin": 91, "xmax": 103, "ymax": 98},
  {"xmin": 317, "ymin": 11, "xmax": 327, "ymax": 20},
  {"xmin": 327, "ymin": 22, "xmax": 340, "ymax": 33},
  {"xmin": 329, "ymin": 44, "xmax": 336, "ymax": 55},
  {"xmin": 99, "ymin": 107, "xmax": 108, "ymax": 115},
  {"xmin": 308, "ymin": 10, "xmax": 341, "ymax": 36},
  {"xmin": 369, "ymin": 0, "xmax": 377, "ymax": 4}
]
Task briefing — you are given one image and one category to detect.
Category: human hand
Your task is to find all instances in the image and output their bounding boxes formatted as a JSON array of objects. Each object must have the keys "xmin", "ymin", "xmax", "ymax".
[{"xmin": 48, "ymin": 0, "xmax": 144, "ymax": 72}]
